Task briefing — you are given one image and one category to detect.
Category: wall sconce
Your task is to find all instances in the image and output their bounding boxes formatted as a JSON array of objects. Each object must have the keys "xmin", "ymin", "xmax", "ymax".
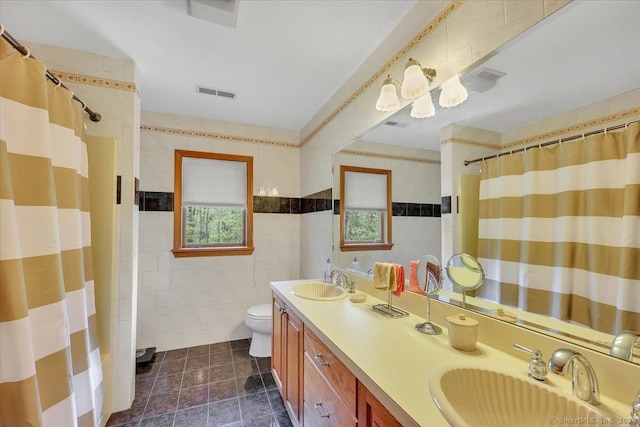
[{"xmin": 375, "ymin": 58, "xmax": 469, "ymax": 118}]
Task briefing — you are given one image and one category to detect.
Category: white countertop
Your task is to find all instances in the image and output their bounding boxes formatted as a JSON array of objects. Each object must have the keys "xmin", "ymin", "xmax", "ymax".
[{"xmin": 270, "ymin": 279, "xmax": 630, "ymax": 427}]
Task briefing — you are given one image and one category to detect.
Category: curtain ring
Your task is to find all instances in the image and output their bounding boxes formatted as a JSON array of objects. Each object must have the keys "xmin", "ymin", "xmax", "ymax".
[
  {"xmin": 0, "ymin": 24, "xmax": 5, "ymax": 37},
  {"xmin": 80, "ymin": 100, "xmax": 86, "ymax": 110},
  {"xmin": 21, "ymin": 47, "xmax": 31, "ymax": 59},
  {"xmin": 510, "ymin": 150, "xmax": 513, "ymax": 156},
  {"xmin": 582, "ymin": 133, "xmax": 585, "ymax": 141},
  {"xmin": 55, "ymin": 78, "xmax": 62, "ymax": 88}
]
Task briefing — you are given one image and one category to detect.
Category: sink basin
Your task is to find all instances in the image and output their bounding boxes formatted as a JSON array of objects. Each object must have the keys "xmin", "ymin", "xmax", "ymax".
[
  {"xmin": 429, "ymin": 366, "xmax": 614, "ymax": 427},
  {"xmin": 291, "ymin": 282, "xmax": 347, "ymax": 301}
]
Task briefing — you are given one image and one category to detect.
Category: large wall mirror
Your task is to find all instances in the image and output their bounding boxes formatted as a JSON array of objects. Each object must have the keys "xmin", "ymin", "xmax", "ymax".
[{"xmin": 332, "ymin": 0, "xmax": 639, "ymax": 364}]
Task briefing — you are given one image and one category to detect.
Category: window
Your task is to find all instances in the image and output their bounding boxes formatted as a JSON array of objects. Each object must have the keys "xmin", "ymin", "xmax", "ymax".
[
  {"xmin": 173, "ymin": 150, "xmax": 254, "ymax": 257},
  {"xmin": 340, "ymin": 165, "xmax": 393, "ymax": 251}
]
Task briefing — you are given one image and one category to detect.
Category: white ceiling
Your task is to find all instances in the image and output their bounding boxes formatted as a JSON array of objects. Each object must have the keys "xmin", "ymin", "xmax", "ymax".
[
  {"xmin": 0, "ymin": 0, "xmax": 418, "ymax": 131},
  {"xmin": 360, "ymin": 0, "xmax": 640, "ymax": 151}
]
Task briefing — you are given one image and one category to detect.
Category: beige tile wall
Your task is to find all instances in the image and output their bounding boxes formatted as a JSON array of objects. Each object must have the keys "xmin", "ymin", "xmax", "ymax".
[{"xmin": 137, "ymin": 110, "xmax": 301, "ymax": 351}]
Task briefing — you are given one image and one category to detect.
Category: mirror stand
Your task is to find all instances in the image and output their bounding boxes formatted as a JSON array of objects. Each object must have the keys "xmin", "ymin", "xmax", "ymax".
[
  {"xmin": 415, "ymin": 255, "xmax": 444, "ymax": 335},
  {"xmin": 415, "ymin": 292, "xmax": 442, "ymax": 335}
]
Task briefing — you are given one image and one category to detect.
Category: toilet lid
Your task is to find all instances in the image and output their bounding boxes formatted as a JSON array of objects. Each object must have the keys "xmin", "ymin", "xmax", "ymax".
[{"xmin": 247, "ymin": 303, "xmax": 272, "ymax": 319}]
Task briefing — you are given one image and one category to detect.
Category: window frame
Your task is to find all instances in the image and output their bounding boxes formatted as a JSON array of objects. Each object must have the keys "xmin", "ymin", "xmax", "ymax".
[
  {"xmin": 340, "ymin": 165, "xmax": 393, "ymax": 252},
  {"xmin": 173, "ymin": 149, "xmax": 254, "ymax": 257}
]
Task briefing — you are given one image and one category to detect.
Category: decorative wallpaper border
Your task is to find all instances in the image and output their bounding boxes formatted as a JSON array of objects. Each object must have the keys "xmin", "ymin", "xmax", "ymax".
[
  {"xmin": 440, "ymin": 138, "xmax": 500, "ymax": 150},
  {"xmin": 501, "ymin": 107, "xmax": 640, "ymax": 149},
  {"xmin": 50, "ymin": 70, "xmax": 138, "ymax": 94},
  {"xmin": 300, "ymin": 1, "xmax": 466, "ymax": 146},
  {"xmin": 440, "ymin": 107, "xmax": 640, "ymax": 150},
  {"xmin": 340, "ymin": 149, "xmax": 441, "ymax": 164},
  {"xmin": 140, "ymin": 125, "xmax": 300, "ymax": 149}
]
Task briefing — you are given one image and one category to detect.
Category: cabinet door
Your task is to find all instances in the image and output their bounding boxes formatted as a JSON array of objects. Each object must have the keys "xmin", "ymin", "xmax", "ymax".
[
  {"xmin": 284, "ymin": 310, "xmax": 303, "ymax": 423},
  {"xmin": 272, "ymin": 295, "xmax": 285, "ymax": 394},
  {"xmin": 357, "ymin": 382, "xmax": 403, "ymax": 427}
]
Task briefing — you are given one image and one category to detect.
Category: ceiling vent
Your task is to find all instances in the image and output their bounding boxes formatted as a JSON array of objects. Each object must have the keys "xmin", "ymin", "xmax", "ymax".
[
  {"xmin": 384, "ymin": 121, "xmax": 410, "ymax": 128},
  {"xmin": 461, "ymin": 67, "xmax": 506, "ymax": 93},
  {"xmin": 187, "ymin": 0, "xmax": 239, "ymax": 29},
  {"xmin": 195, "ymin": 84, "xmax": 236, "ymax": 99}
]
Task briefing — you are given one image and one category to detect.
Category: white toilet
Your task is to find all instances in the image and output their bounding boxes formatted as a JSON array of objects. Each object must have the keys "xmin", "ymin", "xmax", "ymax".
[{"xmin": 245, "ymin": 304, "xmax": 272, "ymax": 357}]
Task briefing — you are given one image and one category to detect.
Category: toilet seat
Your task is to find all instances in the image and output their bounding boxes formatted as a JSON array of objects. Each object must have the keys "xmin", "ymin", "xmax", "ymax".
[{"xmin": 246, "ymin": 303, "xmax": 271, "ymax": 320}]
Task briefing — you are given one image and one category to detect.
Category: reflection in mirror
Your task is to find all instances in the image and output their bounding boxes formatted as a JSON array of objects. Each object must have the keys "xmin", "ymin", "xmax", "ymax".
[
  {"xmin": 333, "ymin": 1, "xmax": 639, "ymax": 364},
  {"xmin": 446, "ymin": 254, "xmax": 484, "ymax": 308},
  {"xmin": 415, "ymin": 255, "xmax": 443, "ymax": 335},
  {"xmin": 339, "ymin": 165, "xmax": 392, "ymax": 252},
  {"xmin": 332, "ymin": 140, "xmax": 441, "ymax": 276}
]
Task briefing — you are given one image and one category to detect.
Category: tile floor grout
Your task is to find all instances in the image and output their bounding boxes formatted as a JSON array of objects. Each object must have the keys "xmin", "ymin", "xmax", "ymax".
[{"xmin": 106, "ymin": 339, "xmax": 293, "ymax": 427}]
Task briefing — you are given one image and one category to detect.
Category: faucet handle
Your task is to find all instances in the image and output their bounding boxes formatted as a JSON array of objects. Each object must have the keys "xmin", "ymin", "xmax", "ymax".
[
  {"xmin": 514, "ymin": 343, "xmax": 547, "ymax": 381},
  {"xmin": 631, "ymin": 391, "xmax": 640, "ymax": 427}
]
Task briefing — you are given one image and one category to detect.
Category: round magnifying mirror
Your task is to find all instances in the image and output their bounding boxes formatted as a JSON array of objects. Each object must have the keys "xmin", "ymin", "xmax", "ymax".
[
  {"xmin": 417, "ymin": 255, "xmax": 443, "ymax": 295},
  {"xmin": 415, "ymin": 255, "xmax": 443, "ymax": 335},
  {"xmin": 446, "ymin": 254, "xmax": 484, "ymax": 307}
]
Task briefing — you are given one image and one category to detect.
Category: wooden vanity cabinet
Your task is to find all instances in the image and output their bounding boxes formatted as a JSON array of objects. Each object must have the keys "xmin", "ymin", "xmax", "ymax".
[
  {"xmin": 357, "ymin": 382, "xmax": 403, "ymax": 427},
  {"xmin": 271, "ymin": 295, "xmax": 303, "ymax": 426},
  {"xmin": 303, "ymin": 326, "xmax": 357, "ymax": 427},
  {"xmin": 272, "ymin": 292, "xmax": 402, "ymax": 427}
]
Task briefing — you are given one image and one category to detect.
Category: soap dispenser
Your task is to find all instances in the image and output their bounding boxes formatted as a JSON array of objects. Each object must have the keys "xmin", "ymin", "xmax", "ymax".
[{"xmin": 324, "ymin": 258, "xmax": 332, "ymax": 283}]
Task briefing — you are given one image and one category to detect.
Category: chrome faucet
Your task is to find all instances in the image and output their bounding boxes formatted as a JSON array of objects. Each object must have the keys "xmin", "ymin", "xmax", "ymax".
[
  {"xmin": 548, "ymin": 348, "xmax": 600, "ymax": 405},
  {"xmin": 609, "ymin": 330, "xmax": 639, "ymax": 362},
  {"xmin": 330, "ymin": 270, "xmax": 355, "ymax": 293}
]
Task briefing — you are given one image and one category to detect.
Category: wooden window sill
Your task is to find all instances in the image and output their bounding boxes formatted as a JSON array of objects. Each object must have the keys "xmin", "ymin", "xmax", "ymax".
[
  {"xmin": 172, "ymin": 247, "xmax": 255, "ymax": 257},
  {"xmin": 340, "ymin": 243, "xmax": 393, "ymax": 252}
]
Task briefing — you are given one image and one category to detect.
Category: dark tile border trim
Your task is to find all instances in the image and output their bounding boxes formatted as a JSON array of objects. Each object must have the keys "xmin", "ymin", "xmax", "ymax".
[
  {"xmin": 441, "ymin": 196, "xmax": 452, "ymax": 214},
  {"xmin": 135, "ymin": 188, "xmax": 441, "ymax": 217},
  {"xmin": 137, "ymin": 192, "xmax": 308, "ymax": 214},
  {"xmin": 116, "ymin": 176, "xmax": 121, "ymax": 205},
  {"xmin": 333, "ymin": 201, "xmax": 441, "ymax": 217},
  {"xmin": 140, "ymin": 191, "xmax": 174, "ymax": 212}
]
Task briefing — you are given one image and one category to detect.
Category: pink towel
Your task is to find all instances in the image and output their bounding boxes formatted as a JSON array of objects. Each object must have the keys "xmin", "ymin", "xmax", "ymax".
[
  {"xmin": 392, "ymin": 264, "xmax": 405, "ymax": 296},
  {"xmin": 409, "ymin": 260, "xmax": 426, "ymax": 295}
]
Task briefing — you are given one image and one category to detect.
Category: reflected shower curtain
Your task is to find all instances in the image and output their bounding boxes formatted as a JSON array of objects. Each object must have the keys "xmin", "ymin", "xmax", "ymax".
[
  {"xmin": 0, "ymin": 42, "xmax": 103, "ymax": 425},
  {"xmin": 478, "ymin": 123, "xmax": 640, "ymax": 334}
]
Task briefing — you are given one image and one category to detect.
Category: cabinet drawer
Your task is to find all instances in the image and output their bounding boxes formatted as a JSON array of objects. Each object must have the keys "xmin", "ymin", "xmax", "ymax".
[
  {"xmin": 304, "ymin": 326, "xmax": 357, "ymax": 414},
  {"xmin": 303, "ymin": 352, "xmax": 357, "ymax": 427}
]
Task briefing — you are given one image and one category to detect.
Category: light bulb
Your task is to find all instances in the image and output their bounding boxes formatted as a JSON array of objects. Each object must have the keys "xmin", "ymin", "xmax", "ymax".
[
  {"xmin": 410, "ymin": 92, "xmax": 435, "ymax": 118},
  {"xmin": 401, "ymin": 59, "xmax": 430, "ymax": 99},
  {"xmin": 439, "ymin": 74, "xmax": 468, "ymax": 108},
  {"xmin": 375, "ymin": 78, "xmax": 400, "ymax": 112}
]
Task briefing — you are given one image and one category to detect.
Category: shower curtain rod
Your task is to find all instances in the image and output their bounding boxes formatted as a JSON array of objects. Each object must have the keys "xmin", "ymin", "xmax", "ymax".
[
  {"xmin": 0, "ymin": 26, "xmax": 102, "ymax": 122},
  {"xmin": 463, "ymin": 119, "xmax": 640, "ymax": 166}
]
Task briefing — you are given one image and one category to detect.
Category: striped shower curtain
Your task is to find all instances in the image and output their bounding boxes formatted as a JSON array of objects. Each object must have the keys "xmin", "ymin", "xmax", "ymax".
[
  {"xmin": 0, "ymin": 41, "xmax": 103, "ymax": 425},
  {"xmin": 478, "ymin": 123, "xmax": 640, "ymax": 334}
]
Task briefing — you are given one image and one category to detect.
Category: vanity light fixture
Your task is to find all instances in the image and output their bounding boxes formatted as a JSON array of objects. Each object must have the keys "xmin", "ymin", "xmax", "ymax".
[
  {"xmin": 376, "ymin": 58, "xmax": 469, "ymax": 118},
  {"xmin": 439, "ymin": 74, "xmax": 468, "ymax": 108}
]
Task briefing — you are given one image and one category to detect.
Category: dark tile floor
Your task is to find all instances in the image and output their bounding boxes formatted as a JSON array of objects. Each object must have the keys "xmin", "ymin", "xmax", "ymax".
[{"xmin": 107, "ymin": 339, "xmax": 294, "ymax": 427}]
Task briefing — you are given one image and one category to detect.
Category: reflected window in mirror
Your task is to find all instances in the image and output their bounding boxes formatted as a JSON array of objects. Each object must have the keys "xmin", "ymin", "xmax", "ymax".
[{"xmin": 340, "ymin": 165, "xmax": 393, "ymax": 251}]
